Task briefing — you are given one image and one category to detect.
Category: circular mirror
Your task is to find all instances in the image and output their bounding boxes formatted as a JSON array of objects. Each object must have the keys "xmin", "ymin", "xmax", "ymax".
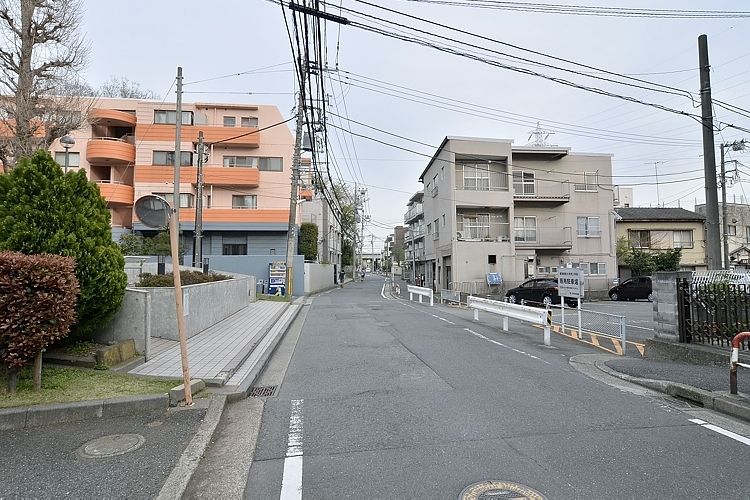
[{"xmin": 134, "ymin": 195, "xmax": 172, "ymax": 228}]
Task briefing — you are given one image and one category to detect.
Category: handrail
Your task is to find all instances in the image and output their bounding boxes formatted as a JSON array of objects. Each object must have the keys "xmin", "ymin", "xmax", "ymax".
[
  {"xmin": 95, "ymin": 180, "xmax": 129, "ymax": 185},
  {"xmin": 407, "ymin": 285, "xmax": 433, "ymax": 306},
  {"xmin": 468, "ymin": 296, "xmax": 553, "ymax": 346},
  {"xmin": 730, "ymin": 332, "xmax": 750, "ymax": 394}
]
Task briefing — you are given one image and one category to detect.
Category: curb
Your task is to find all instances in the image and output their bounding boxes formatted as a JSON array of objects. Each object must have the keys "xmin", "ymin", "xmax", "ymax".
[
  {"xmin": 595, "ymin": 359, "xmax": 750, "ymax": 423},
  {"xmin": 157, "ymin": 393, "xmax": 228, "ymax": 500},
  {"xmin": 0, "ymin": 393, "xmax": 169, "ymax": 431}
]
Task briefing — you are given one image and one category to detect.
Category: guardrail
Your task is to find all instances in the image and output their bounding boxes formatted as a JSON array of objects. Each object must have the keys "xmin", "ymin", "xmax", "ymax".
[
  {"xmin": 549, "ymin": 304, "xmax": 627, "ymax": 355},
  {"xmin": 407, "ymin": 285, "xmax": 433, "ymax": 306},
  {"xmin": 441, "ymin": 289, "xmax": 461, "ymax": 305},
  {"xmin": 731, "ymin": 332, "xmax": 750, "ymax": 394},
  {"xmin": 468, "ymin": 296, "xmax": 552, "ymax": 345}
]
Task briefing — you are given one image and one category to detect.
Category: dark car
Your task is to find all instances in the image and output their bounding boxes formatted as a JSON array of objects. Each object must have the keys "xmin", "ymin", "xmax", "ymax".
[
  {"xmin": 505, "ymin": 278, "xmax": 578, "ymax": 307},
  {"xmin": 609, "ymin": 276, "xmax": 653, "ymax": 301}
]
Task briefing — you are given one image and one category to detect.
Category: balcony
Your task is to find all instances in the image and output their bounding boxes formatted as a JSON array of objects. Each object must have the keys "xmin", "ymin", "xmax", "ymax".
[
  {"xmin": 89, "ymin": 108, "xmax": 137, "ymax": 127},
  {"xmin": 96, "ymin": 181, "xmax": 134, "ymax": 206},
  {"xmin": 456, "ymin": 223, "xmax": 511, "ymax": 242},
  {"xmin": 405, "ymin": 227, "xmax": 424, "ymax": 242},
  {"xmin": 513, "ymin": 179, "xmax": 570, "ymax": 204},
  {"xmin": 514, "ymin": 227, "xmax": 573, "ymax": 250},
  {"xmin": 404, "ymin": 205, "xmax": 424, "ymax": 223},
  {"xmin": 134, "ymin": 166, "xmax": 260, "ymax": 187},
  {"xmin": 136, "ymin": 125, "xmax": 260, "ymax": 148},
  {"xmin": 86, "ymin": 138, "xmax": 136, "ymax": 165}
]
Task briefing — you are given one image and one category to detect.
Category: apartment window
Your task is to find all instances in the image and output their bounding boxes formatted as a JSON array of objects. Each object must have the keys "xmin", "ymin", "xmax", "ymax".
[
  {"xmin": 455, "ymin": 161, "xmax": 508, "ymax": 191},
  {"xmin": 223, "ymin": 116, "xmax": 236, "ymax": 127},
  {"xmin": 589, "ymin": 263, "xmax": 607, "ymax": 275},
  {"xmin": 575, "ymin": 172, "xmax": 598, "ymax": 192},
  {"xmin": 222, "ymin": 244, "xmax": 247, "ymax": 255},
  {"xmin": 463, "ymin": 214, "xmax": 490, "ymax": 239},
  {"xmin": 673, "ymin": 230, "xmax": 694, "ymax": 249},
  {"xmin": 729, "ymin": 225, "xmax": 737, "ymax": 236},
  {"xmin": 241, "ymin": 117, "xmax": 258, "ymax": 127},
  {"xmin": 154, "ymin": 193, "xmax": 194, "ymax": 208},
  {"xmin": 258, "ymin": 157, "xmax": 283, "ymax": 171},
  {"xmin": 442, "ymin": 214, "xmax": 446, "ymax": 227},
  {"xmin": 269, "ymin": 249, "xmax": 276, "ymax": 255},
  {"xmin": 54, "ymin": 152, "xmax": 80, "ymax": 167},
  {"xmin": 746, "ymin": 226, "xmax": 750, "ymax": 243},
  {"xmin": 512, "ymin": 171, "xmax": 535, "ymax": 195},
  {"xmin": 440, "ymin": 166, "xmax": 445, "ymax": 180},
  {"xmin": 154, "ymin": 110, "xmax": 194, "ymax": 125},
  {"xmin": 434, "ymin": 219, "xmax": 440, "ymax": 238},
  {"xmin": 514, "ymin": 216, "xmax": 537, "ymax": 242},
  {"xmin": 577, "ymin": 216, "xmax": 601, "ymax": 237},
  {"xmin": 153, "ymin": 150, "xmax": 193, "ymax": 166},
  {"xmin": 462, "ymin": 164, "xmax": 489, "ymax": 190},
  {"xmin": 629, "ymin": 229, "xmax": 650, "ymax": 248},
  {"xmin": 427, "ymin": 223, "xmax": 432, "ymax": 235},
  {"xmin": 488, "ymin": 254, "xmax": 497, "ymax": 264},
  {"xmin": 223, "ymin": 156, "xmax": 256, "ymax": 167},
  {"xmin": 232, "ymin": 195, "xmax": 257, "ymax": 209}
]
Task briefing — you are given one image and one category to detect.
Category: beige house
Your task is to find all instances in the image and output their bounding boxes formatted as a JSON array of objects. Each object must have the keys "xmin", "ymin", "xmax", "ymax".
[
  {"xmin": 614, "ymin": 207, "xmax": 707, "ymax": 277},
  {"xmin": 416, "ymin": 136, "xmax": 617, "ymax": 294}
]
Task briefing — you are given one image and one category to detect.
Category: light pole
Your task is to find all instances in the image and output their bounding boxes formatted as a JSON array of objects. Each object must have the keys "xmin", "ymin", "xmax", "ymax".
[{"xmin": 60, "ymin": 134, "xmax": 75, "ymax": 173}]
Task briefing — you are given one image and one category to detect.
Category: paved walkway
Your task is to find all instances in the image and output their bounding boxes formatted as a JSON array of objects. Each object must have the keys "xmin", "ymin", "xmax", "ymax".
[{"xmin": 130, "ymin": 300, "xmax": 287, "ymax": 383}]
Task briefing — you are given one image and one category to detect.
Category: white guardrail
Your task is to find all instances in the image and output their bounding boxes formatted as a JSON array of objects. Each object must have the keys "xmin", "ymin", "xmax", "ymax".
[
  {"xmin": 407, "ymin": 285, "xmax": 434, "ymax": 306},
  {"xmin": 467, "ymin": 296, "xmax": 553, "ymax": 346}
]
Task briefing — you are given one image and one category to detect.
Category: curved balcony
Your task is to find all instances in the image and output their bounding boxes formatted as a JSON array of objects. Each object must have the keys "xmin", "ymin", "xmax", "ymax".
[
  {"xmin": 87, "ymin": 138, "xmax": 136, "ymax": 165},
  {"xmin": 89, "ymin": 108, "xmax": 137, "ymax": 127},
  {"xmin": 96, "ymin": 181, "xmax": 134, "ymax": 205}
]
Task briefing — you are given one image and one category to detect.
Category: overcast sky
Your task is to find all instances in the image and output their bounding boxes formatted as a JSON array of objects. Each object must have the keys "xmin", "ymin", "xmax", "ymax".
[{"xmin": 82, "ymin": 1, "xmax": 750, "ymax": 246}]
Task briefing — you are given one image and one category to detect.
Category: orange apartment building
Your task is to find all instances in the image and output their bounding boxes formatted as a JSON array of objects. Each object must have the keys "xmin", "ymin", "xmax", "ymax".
[{"xmin": 49, "ymin": 97, "xmax": 304, "ymax": 260}]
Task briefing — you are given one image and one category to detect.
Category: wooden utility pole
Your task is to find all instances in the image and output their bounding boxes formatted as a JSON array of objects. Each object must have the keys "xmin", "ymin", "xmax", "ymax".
[{"xmin": 174, "ymin": 67, "xmax": 183, "ymax": 238}]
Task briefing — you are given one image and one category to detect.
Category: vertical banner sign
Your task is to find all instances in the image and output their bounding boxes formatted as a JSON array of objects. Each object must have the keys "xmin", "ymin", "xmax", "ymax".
[{"xmin": 269, "ymin": 261, "xmax": 287, "ymax": 296}]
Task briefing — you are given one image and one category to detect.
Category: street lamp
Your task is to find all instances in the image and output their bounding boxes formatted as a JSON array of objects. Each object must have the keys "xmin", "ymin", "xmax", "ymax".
[{"xmin": 60, "ymin": 134, "xmax": 75, "ymax": 173}]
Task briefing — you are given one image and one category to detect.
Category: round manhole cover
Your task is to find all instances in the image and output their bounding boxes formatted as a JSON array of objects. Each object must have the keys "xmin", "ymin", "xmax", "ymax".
[
  {"xmin": 78, "ymin": 434, "xmax": 145, "ymax": 458},
  {"xmin": 459, "ymin": 480, "xmax": 546, "ymax": 500}
]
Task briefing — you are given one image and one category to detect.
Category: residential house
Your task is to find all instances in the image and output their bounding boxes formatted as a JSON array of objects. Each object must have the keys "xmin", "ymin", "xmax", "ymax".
[
  {"xmin": 614, "ymin": 207, "xmax": 706, "ymax": 278},
  {"xmin": 695, "ymin": 202, "xmax": 750, "ymax": 265},
  {"xmin": 416, "ymin": 136, "xmax": 617, "ymax": 295}
]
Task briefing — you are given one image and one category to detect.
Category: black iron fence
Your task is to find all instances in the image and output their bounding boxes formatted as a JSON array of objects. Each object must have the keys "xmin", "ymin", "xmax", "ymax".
[{"xmin": 677, "ymin": 279, "xmax": 750, "ymax": 349}]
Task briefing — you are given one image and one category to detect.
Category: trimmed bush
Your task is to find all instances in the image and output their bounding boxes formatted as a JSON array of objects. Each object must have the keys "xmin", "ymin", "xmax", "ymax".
[
  {"xmin": 0, "ymin": 150, "xmax": 127, "ymax": 340},
  {"xmin": 137, "ymin": 271, "xmax": 232, "ymax": 287},
  {"xmin": 299, "ymin": 223, "xmax": 318, "ymax": 261},
  {"xmin": 0, "ymin": 251, "xmax": 79, "ymax": 390}
]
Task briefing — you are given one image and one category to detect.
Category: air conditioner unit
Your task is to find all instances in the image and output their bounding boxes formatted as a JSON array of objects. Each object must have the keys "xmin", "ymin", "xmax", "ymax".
[{"xmin": 457, "ymin": 231, "xmax": 467, "ymax": 240}]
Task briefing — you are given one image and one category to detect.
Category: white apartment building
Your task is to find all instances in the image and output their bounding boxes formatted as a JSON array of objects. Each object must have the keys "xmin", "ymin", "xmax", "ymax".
[{"xmin": 415, "ymin": 136, "xmax": 617, "ymax": 295}]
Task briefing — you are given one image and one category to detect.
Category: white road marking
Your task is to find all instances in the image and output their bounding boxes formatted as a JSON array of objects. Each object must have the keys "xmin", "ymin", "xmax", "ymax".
[
  {"xmin": 280, "ymin": 399, "xmax": 304, "ymax": 499},
  {"xmin": 381, "ymin": 283, "xmax": 386, "ymax": 299},
  {"xmin": 464, "ymin": 328, "xmax": 550, "ymax": 364},
  {"xmin": 690, "ymin": 418, "xmax": 750, "ymax": 446}
]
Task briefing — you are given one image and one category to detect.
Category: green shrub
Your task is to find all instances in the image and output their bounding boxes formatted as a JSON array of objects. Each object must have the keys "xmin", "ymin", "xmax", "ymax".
[
  {"xmin": 299, "ymin": 222, "xmax": 318, "ymax": 261},
  {"xmin": 0, "ymin": 251, "xmax": 79, "ymax": 390},
  {"xmin": 0, "ymin": 151, "xmax": 127, "ymax": 340},
  {"xmin": 137, "ymin": 270, "xmax": 232, "ymax": 287}
]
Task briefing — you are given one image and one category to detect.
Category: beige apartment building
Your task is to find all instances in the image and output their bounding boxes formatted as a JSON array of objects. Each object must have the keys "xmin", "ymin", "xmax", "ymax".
[
  {"xmin": 414, "ymin": 136, "xmax": 617, "ymax": 294},
  {"xmin": 48, "ymin": 97, "xmax": 330, "ymax": 264}
]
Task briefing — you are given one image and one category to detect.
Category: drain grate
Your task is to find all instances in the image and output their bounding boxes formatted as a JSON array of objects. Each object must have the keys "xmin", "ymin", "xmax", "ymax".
[{"xmin": 249, "ymin": 385, "xmax": 278, "ymax": 398}]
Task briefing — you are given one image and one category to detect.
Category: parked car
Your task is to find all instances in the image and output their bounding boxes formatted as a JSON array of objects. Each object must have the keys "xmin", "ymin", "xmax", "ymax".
[
  {"xmin": 505, "ymin": 278, "xmax": 578, "ymax": 307},
  {"xmin": 609, "ymin": 276, "xmax": 653, "ymax": 301}
]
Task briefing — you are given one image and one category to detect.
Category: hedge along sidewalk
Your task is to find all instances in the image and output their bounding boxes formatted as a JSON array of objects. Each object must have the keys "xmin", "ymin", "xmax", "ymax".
[{"xmin": 0, "ymin": 366, "xmax": 181, "ymax": 430}]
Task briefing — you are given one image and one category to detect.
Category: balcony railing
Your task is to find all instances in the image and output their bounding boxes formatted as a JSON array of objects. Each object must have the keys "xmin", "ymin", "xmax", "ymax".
[
  {"xmin": 514, "ymin": 226, "xmax": 573, "ymax": 249},
  {"xmin": 456, "ymin": 222, "xmax": 511, "ymax": 242},
  {"xmin": 513, "ymin": 178, "xmax": 571, "ymax": 203},
  {"xmin": 404, "ymin": 205, "xmax": 424, "ymax": 223}
]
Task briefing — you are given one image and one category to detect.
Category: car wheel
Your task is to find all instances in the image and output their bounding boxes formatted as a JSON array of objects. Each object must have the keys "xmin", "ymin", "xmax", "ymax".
[
  {"xmin": 542, "ymin": 295, "xmax": 552, "ymax": 307},
  {"xmin": 647, "ymin": 293, "xmax": 654, "ymax": 302},
  {"xmin": 610, "ymin": 292, "xmax": 619, "ymax": 301},
  {"xmin": 507, "ymin": 294, "xmax": 517, "ymax": 304}
]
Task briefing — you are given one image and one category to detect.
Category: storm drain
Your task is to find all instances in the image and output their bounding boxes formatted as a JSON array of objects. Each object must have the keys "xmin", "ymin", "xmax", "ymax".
[{"xmin": 249, "ymin": 385, "xmax": 278, "ymax": 398}]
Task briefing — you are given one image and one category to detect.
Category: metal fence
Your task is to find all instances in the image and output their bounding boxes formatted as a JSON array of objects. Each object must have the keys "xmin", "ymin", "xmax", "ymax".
[
  {"xmin": 548, "ymin": 304, "xmax": 627, "ymax": 354},
  {"xmin": 678, "ymin": 279, "xmax": 750, "ymax": 349}
]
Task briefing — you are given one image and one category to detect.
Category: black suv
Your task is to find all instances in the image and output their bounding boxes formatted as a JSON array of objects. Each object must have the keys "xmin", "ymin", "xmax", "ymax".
[
  {"xmin": 608, "ymin": 276, "xmax": 653, "ymax": 301},
  {"xmin": 505, "ymin": 278, "xmax": 578, "ymax": 307}
]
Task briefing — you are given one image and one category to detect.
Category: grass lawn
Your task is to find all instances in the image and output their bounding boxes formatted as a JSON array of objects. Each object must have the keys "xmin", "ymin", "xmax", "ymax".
[
  {"xmin": 0, "ymin": 366, "xmax": 180, "ymax": 409},
  {"xmin": 257, "ymin": 294, "xmax": 291, "ymax": 302}
]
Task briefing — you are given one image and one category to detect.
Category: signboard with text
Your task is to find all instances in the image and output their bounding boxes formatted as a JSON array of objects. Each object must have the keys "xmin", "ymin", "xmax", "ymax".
[{"xmin": 557, "ymin": 268, "xmax": 584, "ymax": 299}]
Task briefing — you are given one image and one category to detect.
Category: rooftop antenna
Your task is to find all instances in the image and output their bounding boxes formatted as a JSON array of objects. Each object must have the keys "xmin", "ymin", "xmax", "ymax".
[{"xmin": 527, "ymin": 122, "xmax": 555, "ymax": 147}]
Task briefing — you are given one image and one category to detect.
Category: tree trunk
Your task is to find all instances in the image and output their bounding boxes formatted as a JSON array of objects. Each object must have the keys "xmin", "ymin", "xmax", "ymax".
[
  {"xmin": 33, "ymin": 351, "xmax": 43, "ymax": 391},
  {"xmin": 7, "ymin": 368, "xmax": 18, "ymax": 393}
]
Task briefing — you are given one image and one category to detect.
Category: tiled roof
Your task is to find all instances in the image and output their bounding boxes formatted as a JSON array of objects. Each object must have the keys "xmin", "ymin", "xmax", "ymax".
[{"xmin": 615, "ymin": 207, "xmax": 705, "ymax": 221}]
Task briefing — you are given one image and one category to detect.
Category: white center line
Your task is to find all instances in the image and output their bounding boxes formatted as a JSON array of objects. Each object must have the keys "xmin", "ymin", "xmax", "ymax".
[
  {"xmin": 690, "ymin": 418, "xmax": 750, "ymax": 446},
  {"xmin": 464, "ymin": 328, "xmax": 550, "ymax": 364},
  {"xmin": 280, "ymin": 399, "xmax": 304, "ymax": 499}
]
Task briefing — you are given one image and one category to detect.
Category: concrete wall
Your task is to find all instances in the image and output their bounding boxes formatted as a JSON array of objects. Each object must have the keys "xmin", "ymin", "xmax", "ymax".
[
  {"xmin": 304, "ymin": 262, "xmax": 335, "ymax": 293},
  {"xmin": 207, "ymin": 254, "xmax": 305, "ymax": 296},
  {"xmin": 138, "ymin": 277, "xmax": 251, "ymax": 341},
  {"xmin": 652, "ymin": 270, "xmax": 692, "ymax": 341},
  {"xmin": 95, "ymin": 289, "xmax": 151, "ymax": 360}
]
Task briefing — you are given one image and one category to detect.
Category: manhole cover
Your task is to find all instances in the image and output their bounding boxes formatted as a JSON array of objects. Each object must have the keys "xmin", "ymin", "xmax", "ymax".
[
  {"xmin": 78, "ymin": 434, "xmax": 145, "ymax": 459},
  {"xmin": 459, "ymin": 480, "xmax": 546, "ymax": 500},
  {"xmin": 249, "ymin": 385, "xmax": 278, "ymax": 398}
]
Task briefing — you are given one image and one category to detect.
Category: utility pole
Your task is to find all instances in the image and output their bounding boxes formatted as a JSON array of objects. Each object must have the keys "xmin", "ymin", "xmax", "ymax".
[
  {"xmin": 352, "ymin": 183, "xmax": 358, "ymax": 272},
  {"xmin": 721, "ymin": 139, "xmax": 748, "ymax": 269},
  {"xmin": 174, "ymin": 67, "xmax": 183, "ymax": 254},
  {"xmin": 285, "ymin": 88, "xmax": 305, "ymax": 299},
  {"xmin": 698, "ymin": 35, "xmax": 721, "ymax": 270},
  {"xmin": 649, "ymin": 161, "xmax": 666, "ymax": 207},
  {"xmin": 194, "ymin": 131, "xmax": 205, "ymax": 269}
]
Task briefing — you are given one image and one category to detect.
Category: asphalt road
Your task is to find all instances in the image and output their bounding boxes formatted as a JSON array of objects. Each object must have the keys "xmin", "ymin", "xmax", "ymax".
[
  {"xmin": 0, "ymin": 406, "xmax": 206, "ymax": 498},
  {"xmin": 243, "ymin": 275, "xmax": 750, "ymax": 498}
]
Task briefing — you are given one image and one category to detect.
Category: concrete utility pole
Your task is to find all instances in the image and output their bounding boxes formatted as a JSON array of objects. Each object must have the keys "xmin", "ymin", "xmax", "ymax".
[
  {"xmin": 698, "ymin": 35, "xmax": 721, "ymax": 270},
  {"xmin": 174, "ymin": 67, "xmax": 183, "ymax": 244},
  {"xmin": 352, "ymin": 183, "xmax": 358, "ymax": 272},
  {"xmin": 721, "ymin": 139, "xmax": 748, "ymax": 269},
  {"xmin": 194, "ymin": 131, "xmax": 205, "ymax": 269},
  {"xmin": 285, "ymin": 88, "xmax": 305, "ymax": 299}
]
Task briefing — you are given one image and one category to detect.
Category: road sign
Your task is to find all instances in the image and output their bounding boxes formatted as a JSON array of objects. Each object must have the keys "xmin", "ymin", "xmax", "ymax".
[{"xmin": 558, "ymin": 268, "xmax": 584, "ymax": 298}]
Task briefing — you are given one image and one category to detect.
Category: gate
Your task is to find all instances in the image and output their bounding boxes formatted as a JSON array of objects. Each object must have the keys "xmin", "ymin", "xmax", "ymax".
[{"xmin": 677, "ymin": 278, "xmax": 750, "ymax": 349}]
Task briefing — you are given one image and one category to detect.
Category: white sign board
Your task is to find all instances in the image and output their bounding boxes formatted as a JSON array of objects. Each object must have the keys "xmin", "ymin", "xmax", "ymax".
[{"xmin": 557, "ymin": 268, "xmax": 584, "ymax": 299}]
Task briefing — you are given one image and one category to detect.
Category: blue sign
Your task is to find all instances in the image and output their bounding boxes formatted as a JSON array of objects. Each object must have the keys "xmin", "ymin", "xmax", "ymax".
[{"xmin": 487, "ymin": 272, "xmax": 502, "ymax": 285}]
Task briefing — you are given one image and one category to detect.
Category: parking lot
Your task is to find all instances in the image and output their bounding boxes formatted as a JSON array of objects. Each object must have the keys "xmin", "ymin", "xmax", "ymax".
[{"xmin": 550, "ymin": 298, "xmax": 656, "ymax": 344}]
